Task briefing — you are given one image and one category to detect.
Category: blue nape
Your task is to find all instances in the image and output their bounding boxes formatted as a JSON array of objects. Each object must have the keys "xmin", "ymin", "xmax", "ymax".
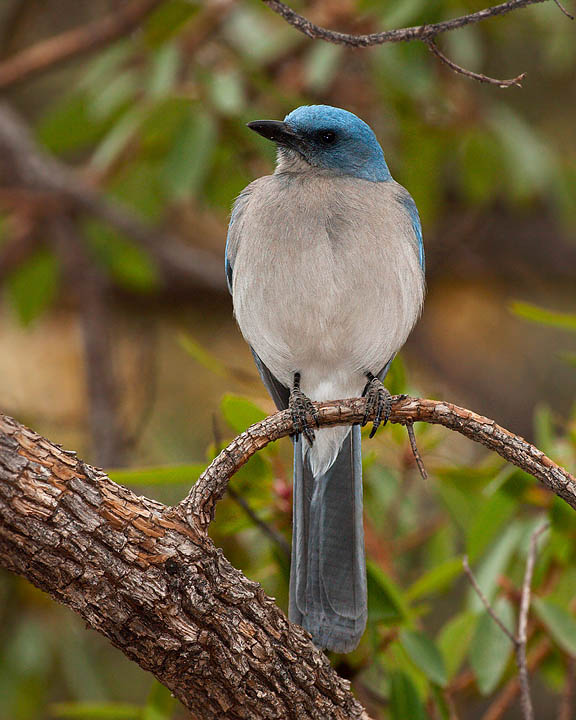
[{"xmin": 284, "ymin": 105, "xmax": 391, "ymax": 183}]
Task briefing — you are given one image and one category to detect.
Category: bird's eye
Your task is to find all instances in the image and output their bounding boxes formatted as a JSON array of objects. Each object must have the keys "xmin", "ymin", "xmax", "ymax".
[{"xmin": 320, "ymin": 130, "xmax": 336, "ymax": 144}]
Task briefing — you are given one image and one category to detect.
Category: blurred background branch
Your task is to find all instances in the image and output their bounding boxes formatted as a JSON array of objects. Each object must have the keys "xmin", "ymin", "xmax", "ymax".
[{"xmin": 0, "ymin": 0, "xmax": 165, "ymax": 90}]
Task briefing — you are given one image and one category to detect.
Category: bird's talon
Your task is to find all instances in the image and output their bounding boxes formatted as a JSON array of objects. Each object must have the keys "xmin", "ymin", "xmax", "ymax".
[
  {"xmin": 362, "ymin": 377, "xmax": 392, "ymax": 438},
  {"xmin": 289, "ymin": 385, "xmax": 317, "ymax": 445}
]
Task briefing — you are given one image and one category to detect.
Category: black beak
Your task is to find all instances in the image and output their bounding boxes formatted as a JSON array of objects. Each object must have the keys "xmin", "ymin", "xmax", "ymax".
[{"xmin": 247, "ymin": 120, "xmax": 301, "ymax": 150}]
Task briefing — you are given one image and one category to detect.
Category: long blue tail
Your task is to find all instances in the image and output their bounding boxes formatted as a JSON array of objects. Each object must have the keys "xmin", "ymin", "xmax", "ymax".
[{"xmin": 289, "ymin": 425, "xmax": 367, "ymax": 653}]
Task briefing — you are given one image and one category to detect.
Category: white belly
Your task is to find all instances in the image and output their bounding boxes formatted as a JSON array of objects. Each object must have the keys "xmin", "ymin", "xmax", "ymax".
[{"xmin": 232, "ymin": 174, "xmax": 425, "ymax": 403}]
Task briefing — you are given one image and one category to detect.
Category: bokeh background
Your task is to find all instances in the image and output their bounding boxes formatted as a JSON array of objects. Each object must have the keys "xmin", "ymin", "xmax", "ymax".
[{"xmin": 0, "ymin": 1, "xmax": 575, "ymax": 718}]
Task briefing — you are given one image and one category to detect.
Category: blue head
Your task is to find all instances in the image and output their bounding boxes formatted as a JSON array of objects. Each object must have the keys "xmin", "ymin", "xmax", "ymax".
[{"xmin": 247, "ymin": 105, "xmax": 391, "ymax": 183}]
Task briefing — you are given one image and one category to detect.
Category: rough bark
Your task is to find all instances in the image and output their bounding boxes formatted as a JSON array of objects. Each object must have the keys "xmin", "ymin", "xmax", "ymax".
[
  {"xmin": 1, "ymin": 396, "xmax": 575, "ymax": 718},
  {"xmin": 0, "ymin": 413, "xmax": 366, "ymax": 720}
]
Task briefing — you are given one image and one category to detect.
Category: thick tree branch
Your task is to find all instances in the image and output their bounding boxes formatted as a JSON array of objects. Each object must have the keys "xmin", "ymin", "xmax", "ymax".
[
  {"xmin": 262, "ymin": 0, "xmax": 572, "ymax": 85},
  {"xmin": 1, "ymin": 397, "xmax": 574, "ymax": 718},
  {"xmin": 0, "ymin": 0, "xmax": 165, "ymax": 91},
  {"xmin": 0, "ymin": 413, "xmax": 368, "ymax": 720}
]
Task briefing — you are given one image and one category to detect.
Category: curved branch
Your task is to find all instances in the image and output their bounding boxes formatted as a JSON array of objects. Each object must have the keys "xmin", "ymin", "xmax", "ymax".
[
  {"xmin": 262, "ymin": 0, "xmax": 570, "ymax": 86},
  {"xmin": 426, "ymin": 39, "xmax": 527, "ymax": 88},
  {"xmin": 262, "ymin": 0, "xmax": 552, "ymax": 46},
  {"xmin": 179, "ymin": 395, "xmax": 576, "ymax": 530}
]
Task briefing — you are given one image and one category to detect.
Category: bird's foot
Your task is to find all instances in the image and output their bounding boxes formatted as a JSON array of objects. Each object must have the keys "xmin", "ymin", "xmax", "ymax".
[
  {"xmin": 289, "ymin": 373, "xmax": 319, "ymax": 446},
  {"xmin": 362, "ymin": 374, "xmax": 392, "ymax": 438}
]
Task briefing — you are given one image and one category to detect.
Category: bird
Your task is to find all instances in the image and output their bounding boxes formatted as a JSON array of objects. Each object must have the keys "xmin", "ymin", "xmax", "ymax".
[{"xmin": 225, "ymin": 105, "xmax": 425, "ymax": 653}]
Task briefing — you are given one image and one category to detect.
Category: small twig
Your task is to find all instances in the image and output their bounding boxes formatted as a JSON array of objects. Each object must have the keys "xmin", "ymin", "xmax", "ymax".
[
  {"xmin": 462, "ymin": 556, "xmax": 517, "ymax": 643},
  {"xmin": 516, "ymin": 523, "xmax": 549, "ymax": 720},
  {"xmin": 481, "ymin": 638, "xmax": 551, "ymax": 720},
  {"xmin": 464, "ymin": 525, "xmax": 548, "ymax": 720},
  {"xmin": 426, "ymin": 39, "xmax": 526, "ymax": 87},
  {"xmin": 405, "ymin": 420, "xmax": 428, "ymax": 480},
  {"xmin": 261, "ymin": 0, "xmax": 568, "ymax": 86},
  {"xmin": 553, "ymin": 0, "xmax": 575, "ymax": 19}
]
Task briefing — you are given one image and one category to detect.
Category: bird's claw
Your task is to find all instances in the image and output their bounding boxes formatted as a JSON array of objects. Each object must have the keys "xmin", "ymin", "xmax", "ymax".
[
  {"xmin": 362, "ymin": 377, "xmax": 392, "ymax": 438},
  {"xmin": 289, "ymin": 388, "xmax": 319, "ymax": 446}
]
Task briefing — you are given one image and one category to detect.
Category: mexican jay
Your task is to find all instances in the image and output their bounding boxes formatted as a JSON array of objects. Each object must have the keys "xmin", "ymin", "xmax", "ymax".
[{"xmin": 226, "ymin": 105, "xmax": 425, "ymax": 653}]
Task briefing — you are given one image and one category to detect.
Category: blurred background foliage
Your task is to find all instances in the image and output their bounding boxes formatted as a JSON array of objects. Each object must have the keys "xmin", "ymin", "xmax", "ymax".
[{"xmin": 0, "ymin": 0, "xmax": 575, "ymax": 718}]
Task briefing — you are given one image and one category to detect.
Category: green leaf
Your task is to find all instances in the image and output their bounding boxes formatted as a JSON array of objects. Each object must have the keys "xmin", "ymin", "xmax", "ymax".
[
  {"xmin": 388, "ymin": 670, "xmax": 427, "ymax": 720},
  {"xmin": 145, "ymin": 0, "xmax": 199, "ymax": 46},
  {"xmin": 466, "ymin": 492, "xmax": 517, "ymax": 563},
  {"xmin": 533, "ymin": 598, "xmax": 576, "ymax": 656},
  {"xmin": 510, "ymin": 301, "xmax": 576, "ymax": 332},
  {"xmin": 49, "ymin": 704, "xmax": 140, "ymax": 719},
  {"xmin": 83, "ymin": 221, "xmax": 158, "ymax": 291},
  {"xmin": 380, "ymin": 0, "xmax": 429, "ymax": 28},
  {"xmin": 208, "ymin": 70, "xmax": 245, "ymax": 116},
  {"xmin": 469, "ymin": 598, "xmax": 515, "ymax": 695},
  {"xmin": 178, "ymin": 333, "xmax": 228, "ymax": 377},
  {"xmin": 142, "ymin": 681, "xmax": 175, "ymax": 720},
  {"xmin": 430, "ymin": 684, "xmax": 451, "ymax": 720},
  {"xmin": 490, "ymin": 105, "xmax": 555, "ymax": 200},
  {"xmin": 91, "ymin": 106, "xmax": 147, "ymax": 170},
  {"xmin": 6, "ymin": 249, "xmax": 59, "ymax": 325},
  {"xmin": 80, "ymin": 43, "xmax": 133, "ymax": 91},
  {"xmin": 437, "ymin": 612, "xmax": 477, "ymax": 680},
  {"xmin": 108, "ymin": 464, "xmax": 204, "ymax": 486},
  {"xmin": 534, "ymin": 404, "xmax": 555, "ymax": 457},
  {"xmin": 459, "ymin": 130, "xmax": 502, "ymax": 205},
  {"xmin": 38, "ymin": 94, "xmax": 109, "ymax": 153},
  {"xmin": 147, "ymin": 44, "xmax": 180, "ymax": 99},
  {"xmin": 88, "ymin": 71, "xmax": 137, "ymax": 121},
  {"xmin": 405, "ymin": 558, "xmax": 462, "ymax": 602},
  {"xmin": 400, "ymin": 629, "xmax": 447, "ymax": 687},
  {"xmin": 304, "ymin": 43, "xmax": 343, "ymax": 92},
  {"xmin": 221, "ymin": 394, "xmax": 267, "ymax": 434},
  {"xmin": 466, "ymin": 521, "xmax": 524, "ymax": 612},
  {"xmin": 367, "ymin": 562, "xmax": 411, "ymax": 625},
  {"xmin": 160, "ymin": 110, "xmax": 216, "ymax": 201}
]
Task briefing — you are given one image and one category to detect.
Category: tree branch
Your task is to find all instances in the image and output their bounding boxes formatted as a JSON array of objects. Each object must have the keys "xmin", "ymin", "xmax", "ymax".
[
  {"xmin": 0, "ymin": 413, "xmax": 368, "ymax": 720},
  {"xmin": 463, "ymin": 556, "xmax": 517, "ymax": 643},
  {"xmin": 179, "ymin": 395, "xmax": 576, "ymax": 531},
  {"xmin": 426, "ymin": 39, "xmax": 526, "ymax": 88},
  {"xmin": 0, "ymin": 0, "xmax": 165, "ymax": 91},
  {"xmin": 464, "ymin": 525, "xmax": 548, "ymax": 720},
  {"xmin": 1, "ymin": 396, "xmax": 574, "ymax": 718},
  {"xmin": 262, "ymin": 0, "xmax": 572, "ymax": 86}
]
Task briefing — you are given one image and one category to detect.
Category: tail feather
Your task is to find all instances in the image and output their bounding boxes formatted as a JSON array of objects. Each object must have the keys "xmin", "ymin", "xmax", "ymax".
[{"xmin": 289, "ymin": 425, "xmax": 367, "ymax": 653}]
